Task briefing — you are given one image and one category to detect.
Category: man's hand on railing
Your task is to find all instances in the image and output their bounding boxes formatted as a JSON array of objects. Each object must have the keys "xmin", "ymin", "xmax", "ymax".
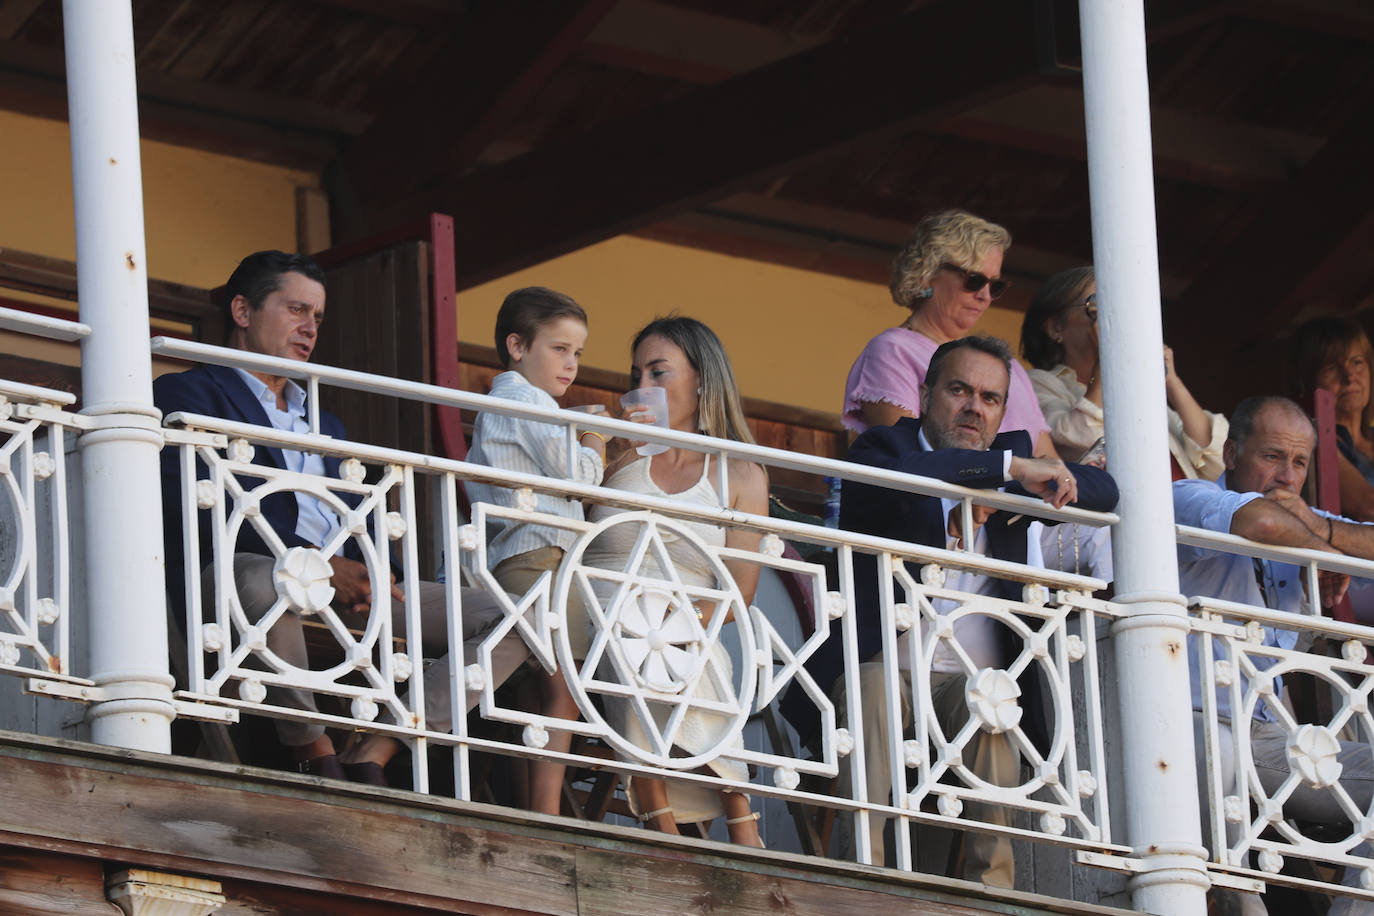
[
  {"xmin": 946, "ymin": 503, "xmax": 994, "ymax": 549},
  {"xmin": 328, "ymin": 555, "xmax": 404, "ymax": 615},
  {"xmin": 1008, "ymin": 456, "xmax": 1078, "ymax": 509},
  {"xmin": 1316, "ymin": 568, "xmax": 1351, "ymax": 608}
]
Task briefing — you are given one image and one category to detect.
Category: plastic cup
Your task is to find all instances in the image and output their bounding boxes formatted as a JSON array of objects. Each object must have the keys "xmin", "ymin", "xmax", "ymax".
[{"xmin": 620, "ymin": 387, "xmax": 670, "ymax": 457}]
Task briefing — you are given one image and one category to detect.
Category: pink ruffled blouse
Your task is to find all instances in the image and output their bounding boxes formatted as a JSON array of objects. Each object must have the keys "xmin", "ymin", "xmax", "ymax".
[{"xmin": 842, "ymin": 326, "xmax": 1051, "ymax": 440}]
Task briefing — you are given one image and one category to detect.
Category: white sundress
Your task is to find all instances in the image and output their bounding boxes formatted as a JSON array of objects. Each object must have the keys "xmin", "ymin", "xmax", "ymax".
[{"xmin": 581, "ymin": 455, "xmax": 749, "ymax": 823}]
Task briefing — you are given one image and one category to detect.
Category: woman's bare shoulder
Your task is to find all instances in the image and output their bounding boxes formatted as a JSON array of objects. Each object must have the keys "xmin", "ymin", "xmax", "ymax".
[{"xmin": 725, "ymin": 457, "xmax": 769, "ymax": 504}]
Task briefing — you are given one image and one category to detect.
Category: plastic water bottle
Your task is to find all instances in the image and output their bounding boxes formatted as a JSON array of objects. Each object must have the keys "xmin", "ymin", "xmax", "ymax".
[{"xmin": 823, "ymin": 476, "xmax": 842, "ymax": 528}]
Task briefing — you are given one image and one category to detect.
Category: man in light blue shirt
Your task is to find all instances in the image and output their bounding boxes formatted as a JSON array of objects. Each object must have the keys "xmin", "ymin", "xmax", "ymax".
[{"xmin": 1176, "ymin": 396, "xmax": 1374, "ymax": 915}]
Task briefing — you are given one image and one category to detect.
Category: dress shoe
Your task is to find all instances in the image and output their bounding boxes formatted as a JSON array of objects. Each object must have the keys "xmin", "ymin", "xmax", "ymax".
[
  {"xmin": 343, "ymin": 761, "xmax": 389, "ymax": 787},
  {"xmin": 296, "ymin": 753, "xmax": 346, "ymax": 780}
]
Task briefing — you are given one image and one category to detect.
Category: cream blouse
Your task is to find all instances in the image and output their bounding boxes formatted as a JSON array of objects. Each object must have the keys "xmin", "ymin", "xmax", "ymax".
[{"xmin": 1028, "ymin": 363, "xmax": 1227, "ymax": 480}]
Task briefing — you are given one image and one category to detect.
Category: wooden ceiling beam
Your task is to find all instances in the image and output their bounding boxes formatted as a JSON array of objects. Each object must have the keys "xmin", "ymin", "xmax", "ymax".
[
  {"xmin": 295, "ymin": 0, "xmax": 460, "ymax": 29},
  {"xmin": 384, "ymin": 0, "xmax": 1050, "ymax": 289},
  {"xmin": 934, "ymin": 84, "xmax": 1323, "ymax": 192},
  {"xmin": 0, "ymin": 0, "xmax": 44, "ymax": 40},
  {"xmin": 0, "ymin": 37, "xmax": 362, "ymax": 167},
  {"xmin": 1227, "ymin": 0, "xmax": 1374, "ymax": 43},
  {"xmin": 577, "ymin": 0, "xmax": 824, "ymax": 85},
  {"xmin": 632, "ymin": 212, "xmax": 894, "ymax": 288},
  {"xmin": 1164, "ymin": 109, "xmax": 1374, "ymax": 407},
  {"xmin": 338, "ymin": 0, "xmax": 618, "ymax": 222},
  {"xmin": 1283, "ymin": 209, "xmax": 1374, "ymax": 315}
]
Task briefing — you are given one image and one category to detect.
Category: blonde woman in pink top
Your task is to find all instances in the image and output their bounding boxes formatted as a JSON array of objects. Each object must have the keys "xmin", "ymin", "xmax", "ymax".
[{"xmin": 843, "ymin": 209, "xmax": 1056, "ymax": 457}]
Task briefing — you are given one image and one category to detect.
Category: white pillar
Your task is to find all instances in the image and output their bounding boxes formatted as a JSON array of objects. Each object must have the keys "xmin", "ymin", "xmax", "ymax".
[
  {"xmin": 1079, "ymin": 1, "xmax": 1210, "ymax": 913},
  {"xmin": 64, "ymin": 0, "xmax": 175, "ymax": 752}
]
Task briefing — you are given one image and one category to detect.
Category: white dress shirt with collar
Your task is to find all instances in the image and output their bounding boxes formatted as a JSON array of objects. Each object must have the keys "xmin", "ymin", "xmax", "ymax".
[
  {"xmin": 906, "ymin": 429, "xmax": 1044, "ymax": 674},
  {"xmin": 232, "ymin": 368, "xmax": 339, "ymax": 552}
]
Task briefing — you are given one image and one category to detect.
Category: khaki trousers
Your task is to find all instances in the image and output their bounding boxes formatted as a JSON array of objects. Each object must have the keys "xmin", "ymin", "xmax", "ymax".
[
  {"xmin": 213, "ymin": 553, "xmax": 529, "ymax": 747},
  {"xmin": 835, "ymin": 660, "xmax": 1018, "ymax": 887},
  {"xmin": 493, "ymin": 546, "xmax": 591, "ymax": 660}
]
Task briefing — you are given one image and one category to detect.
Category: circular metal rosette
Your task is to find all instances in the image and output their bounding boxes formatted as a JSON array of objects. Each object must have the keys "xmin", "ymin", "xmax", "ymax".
[
  {"xmin": 921, "ymin": 598, "xmax": 1070, "ymax": 776},
  {"xmin": 555, "ymin": 511, "xmax": 756, "ymax": 770},
  {"xmin": 220, "ymin": 477, "xmax": 391, "ymax": 681},
  {"xmin": 1233, "ymin": 658, "xmax": 1374, "ymax": 825}
]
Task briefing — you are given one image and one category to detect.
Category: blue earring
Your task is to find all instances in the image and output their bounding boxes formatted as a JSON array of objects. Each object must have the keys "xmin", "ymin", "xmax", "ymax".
[{"xmin": 916, "ymin": 287, "xmax": 934, "ymax": 299}]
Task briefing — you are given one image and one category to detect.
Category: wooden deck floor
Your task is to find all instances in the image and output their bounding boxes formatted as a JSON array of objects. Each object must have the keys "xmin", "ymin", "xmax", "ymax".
[{"xmin": 0, "ymin": 730, "xmax": 1139, "ymax": 916}]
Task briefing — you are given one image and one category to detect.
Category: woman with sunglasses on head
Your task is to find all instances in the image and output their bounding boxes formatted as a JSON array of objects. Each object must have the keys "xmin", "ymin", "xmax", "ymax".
[
  {"xmin": 1021, "ymin": 265, "xmax": 1225, "ymax": 479},
  {"xmin": 843, "ymin": 209, "xmax": 1059, "ymax": 457}
]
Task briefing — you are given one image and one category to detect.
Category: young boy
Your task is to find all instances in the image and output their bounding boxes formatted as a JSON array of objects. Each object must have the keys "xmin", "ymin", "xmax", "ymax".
[{"xmin": 466, "ymin": 286, "xmax": 606, "ymax": 815}]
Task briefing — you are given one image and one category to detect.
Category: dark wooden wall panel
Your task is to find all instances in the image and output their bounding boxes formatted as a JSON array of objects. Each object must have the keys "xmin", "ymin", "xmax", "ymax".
[{"xmin": 315, "ymin": 240, "xmax": 440, "ymax": 576}]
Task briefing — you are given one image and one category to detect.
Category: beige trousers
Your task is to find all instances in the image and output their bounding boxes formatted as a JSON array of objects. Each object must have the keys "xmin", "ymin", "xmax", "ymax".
[
  {"xmin": 215, "ymin": 553, "xmax": 529, "ymax": 747},
  {"xmin": 834, "ymin": 660, "xmax": 1019, "ymax": 887},
  {"xmin": 493, "ymin": 546, "xmax": 591, "ymax": 660}
]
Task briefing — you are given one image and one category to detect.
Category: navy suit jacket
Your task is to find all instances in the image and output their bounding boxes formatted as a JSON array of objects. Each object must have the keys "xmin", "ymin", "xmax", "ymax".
[
  {"xmin": 782, "ymin": 417, "xmax": 1120, "ymax": 745},
  {"xmin": 155, "ymin": 363, "xmax": 353, "ymax": 592}
]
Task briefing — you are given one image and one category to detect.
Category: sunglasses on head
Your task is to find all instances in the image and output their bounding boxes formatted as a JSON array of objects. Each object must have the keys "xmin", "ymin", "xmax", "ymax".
[{"xmin": 941, "ymin": 263, "xmax": 1010, "ymax": 299}]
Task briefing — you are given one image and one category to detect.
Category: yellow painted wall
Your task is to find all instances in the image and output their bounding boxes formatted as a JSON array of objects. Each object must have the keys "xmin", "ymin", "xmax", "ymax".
[
  {"xmin": 0, "ymin": 109, "xmax": 316, "ymax": 289},
  {"xmin": 0, "ymin": 109, "xmax": 1032, "ymax": 415},
  {"xmin": 454, "ymin": 236, "xmax": 1027, "ymax": 415}
]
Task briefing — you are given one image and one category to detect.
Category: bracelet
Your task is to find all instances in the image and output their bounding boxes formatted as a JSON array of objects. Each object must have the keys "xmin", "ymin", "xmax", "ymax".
[
  {"xmin": 1328, "ymin": 516, "xmax": 1335, "ymax": 545},
  {"xmin": 579, "ymin": 430, "xmax": 608, "ymax": 445}
]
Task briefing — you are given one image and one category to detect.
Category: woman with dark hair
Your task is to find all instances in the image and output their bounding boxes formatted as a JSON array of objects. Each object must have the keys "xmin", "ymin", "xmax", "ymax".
[
  {"xmin": 843, "ymin": 209, "xmax": 1058, "ymax": 456},
  {"xmin": 1290, "ymin": 315, "xmax": 1374, "ymax": 521},
  {"xmin": 580, "ymin": 315, "xmax": 767, "ymax": 848},
  {"xmin": 1020, "ymin": 266, "xmax": 1225, "ymax": 478}
]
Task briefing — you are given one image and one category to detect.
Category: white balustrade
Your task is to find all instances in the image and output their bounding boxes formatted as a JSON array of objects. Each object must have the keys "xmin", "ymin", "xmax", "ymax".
[
  {"xmin": 0, "ymin": 383, "xmax": 85, "ymax": 689},
  {"xmin": 1183, "ymin": 525, "xmax": 1374, "ymax": 904},
  {"xmin": 5, "ymin": 328, "xmax": 1374, "ymax": 910}
]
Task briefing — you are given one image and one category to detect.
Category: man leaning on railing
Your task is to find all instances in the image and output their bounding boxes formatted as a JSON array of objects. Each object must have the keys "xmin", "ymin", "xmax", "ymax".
[
  {"xmin": 791, "ymin": 336, "xmax": 1119, "ymax": 879},
  {"xmin": 154, "ymin": 250, "xmax": 528, "ymax": 784},
  {"xmin": 1176, "ymin": 395, "xmax": 1374, "ymax": 916}
]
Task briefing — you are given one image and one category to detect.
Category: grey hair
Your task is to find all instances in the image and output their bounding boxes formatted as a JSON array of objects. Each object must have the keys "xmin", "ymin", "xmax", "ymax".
[{"xmin": 1228, "ymin": 396, "xmax": 1314, "ymax": 449}]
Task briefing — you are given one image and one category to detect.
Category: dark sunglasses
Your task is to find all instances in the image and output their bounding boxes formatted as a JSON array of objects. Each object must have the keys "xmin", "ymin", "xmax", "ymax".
[{"xmin": 941, "ymin": 263, "xmax": 1010, "ymax": 299}]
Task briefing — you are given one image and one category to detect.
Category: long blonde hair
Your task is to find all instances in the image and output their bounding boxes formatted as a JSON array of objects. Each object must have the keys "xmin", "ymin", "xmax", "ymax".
[{"xmin": 631, "ymin": 316, "xmax": 755, "ymax": 444}]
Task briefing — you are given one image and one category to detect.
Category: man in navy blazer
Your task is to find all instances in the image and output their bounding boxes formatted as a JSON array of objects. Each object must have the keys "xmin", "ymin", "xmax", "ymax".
[
  {"xmin": 791, "ymin": 336, "xmax": 1118, "ymax": 880},
  {"xmin": 156, "ymin": 251, "xmax": 525, "ymax": 784}
]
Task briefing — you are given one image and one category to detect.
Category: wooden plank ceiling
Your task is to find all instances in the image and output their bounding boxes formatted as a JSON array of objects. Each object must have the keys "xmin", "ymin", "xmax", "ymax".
[{"xmin": 1, "ymin": 0, "xmax": 1372, "ymax": 409}]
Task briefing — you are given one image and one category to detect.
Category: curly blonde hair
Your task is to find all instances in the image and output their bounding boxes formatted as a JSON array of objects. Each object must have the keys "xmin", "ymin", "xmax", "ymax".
[{"xmin": 889, "ymin": 209, "xmax": 1012, "ymax": 311}]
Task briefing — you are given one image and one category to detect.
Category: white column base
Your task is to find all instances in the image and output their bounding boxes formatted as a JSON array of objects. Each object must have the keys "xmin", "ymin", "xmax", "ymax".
[{"xmin": 106, "ymin": 869, "xmax": 226, "ymax": 916}]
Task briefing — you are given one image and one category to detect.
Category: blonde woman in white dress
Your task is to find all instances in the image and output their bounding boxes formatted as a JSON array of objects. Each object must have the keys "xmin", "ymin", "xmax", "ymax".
[{"xmin": 583, "ymin": 316, "xmax": 768, "ymax": 848}]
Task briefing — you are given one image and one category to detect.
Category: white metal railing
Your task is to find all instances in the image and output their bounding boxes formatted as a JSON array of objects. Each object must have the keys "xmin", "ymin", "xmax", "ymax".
[
  {"xmin": 0, "ymin": 305, "xmax": 91, "ymax": 342},
  {"xmin": 1181, "ymin": 523, "xmax": 1374, "ymax": 903},
  {"xmin": 146, "ymin": 338, "xmax": 1126, "ymax": 871},
  {"xmin": 149, "ymin": 337, "xmax": 1116, "ymax": 533},
  {"xmin": 11, "ymin": 327, "xmax": 1374, "ymax": 907},
  {"xmin": 162, "ymin": 410, "xmax": 1126, "ymax": 857},
  {"xmin": 0, "ymin": 308, "xmax": 89, "ymax": 695}
]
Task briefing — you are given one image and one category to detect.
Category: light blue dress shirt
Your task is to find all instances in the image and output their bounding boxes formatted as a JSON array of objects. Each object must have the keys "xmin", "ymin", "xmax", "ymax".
[
  {"xmin": 1175, "ymin": 474, "xmax": 1304, "ymax": 722},
  {"xmin": 466, "ymin": 371, "xmax": 603, "ymax": 570},
  {"xmin": 233, "ymin": 368, "xmax": 340, "ymax": 552}
]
